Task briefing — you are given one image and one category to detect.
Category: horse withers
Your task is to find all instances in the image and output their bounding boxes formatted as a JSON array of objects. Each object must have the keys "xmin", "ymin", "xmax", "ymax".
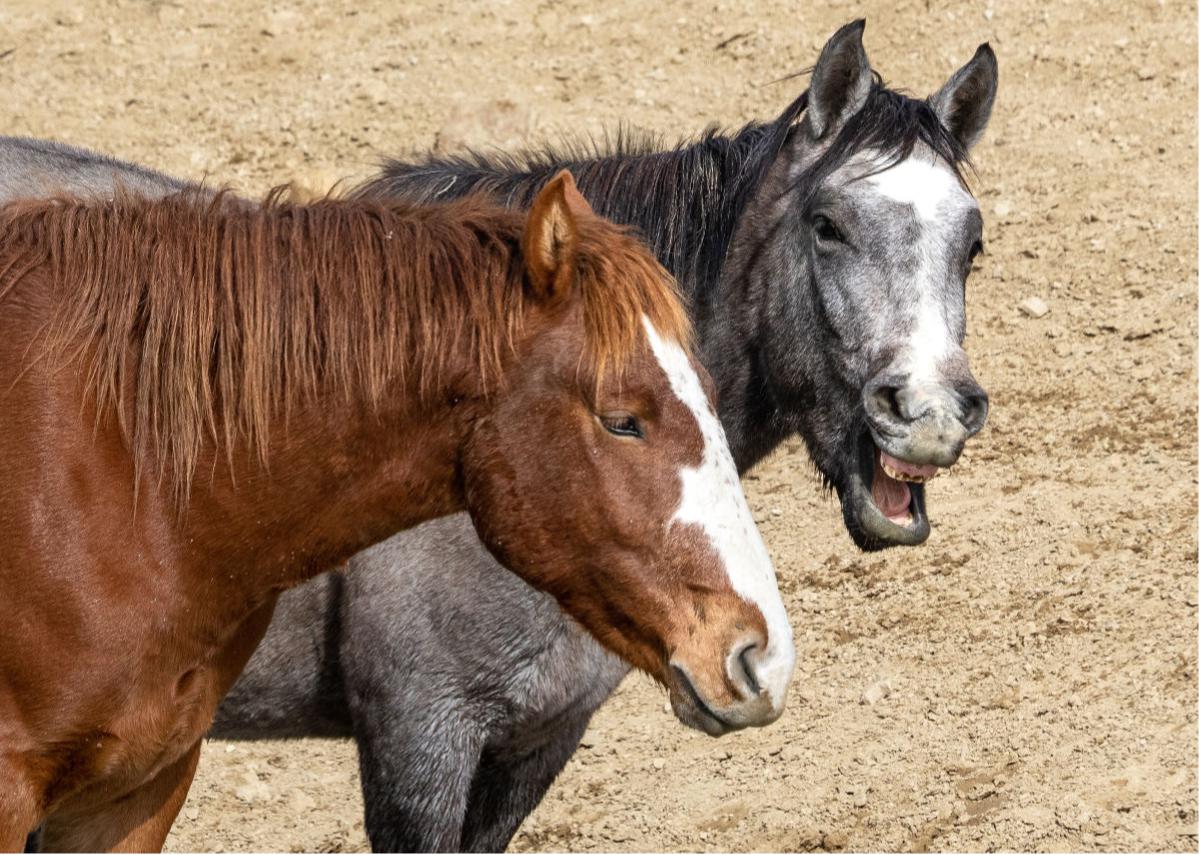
[{"xmin": 0, "ymin": 172, "xmax": 792, "ymax": 850}]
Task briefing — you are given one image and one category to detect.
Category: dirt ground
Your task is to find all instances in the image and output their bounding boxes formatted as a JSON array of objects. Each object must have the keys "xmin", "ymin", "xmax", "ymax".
[{"xmin": 2, "ymin": 0, "xmax": 1196, "ymax": 851}]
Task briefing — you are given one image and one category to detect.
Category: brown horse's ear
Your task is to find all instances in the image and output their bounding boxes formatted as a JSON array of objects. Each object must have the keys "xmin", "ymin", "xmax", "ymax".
[{"xmin": 522, "ymin": 170, "xmax": 592, "ymax": 302}]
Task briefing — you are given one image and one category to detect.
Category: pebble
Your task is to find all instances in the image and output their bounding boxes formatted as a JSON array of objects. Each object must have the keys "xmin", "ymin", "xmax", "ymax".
[
  {"xmin": 782, "ymin": 743, "xmax": 807, "ymax": 762},
  {"xmin": 822, "ymin": 830, "xmax": 849, "ymax": 849},
  {"xmin": 234, "ymin": 769, "xmax": 271, "ymax": 803},
  {"xmin": 1018, "ymin": 296, "xmax": 1050, "ymax": 318},
  {"xmin": 1014, "ymin": 804, "xmax": 1055, "ymax": 826},
  {"xmin": 860, "ymin": 678, "xmax": 893, "ymax": 706},
  {"xmin": 652, "ymin": 758, "xmax": 666, "ymax": 771}
]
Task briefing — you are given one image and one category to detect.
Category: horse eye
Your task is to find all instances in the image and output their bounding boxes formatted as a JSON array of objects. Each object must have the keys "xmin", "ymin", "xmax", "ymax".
[
  {"xmin": 812, "ymin": 214, "xmax": 844, "ymax": 244},
  {"xmin": 599, "ymin": 414, "xmax": 644, "ymax": 439},
  {"xmin": 968, "ymin": 239, "xmax": 985, "ymax": 262}
]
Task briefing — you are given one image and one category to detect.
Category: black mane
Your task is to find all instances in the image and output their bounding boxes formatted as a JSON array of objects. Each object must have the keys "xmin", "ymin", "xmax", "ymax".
[
  {"xmin": 356, "ymin": 95, "xmax": 806, "ymax": 303},
  {"xmin": 356, "ymin": 77, "xmax": 970, "ymax": 302}
]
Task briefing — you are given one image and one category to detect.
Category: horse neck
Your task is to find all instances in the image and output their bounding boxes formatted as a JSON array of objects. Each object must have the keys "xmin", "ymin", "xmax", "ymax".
[
  {"xmin": 180, "ymin": 368, "xmax": 479, "ymax": 591},
  {"xmin": 700, "ymin": 136, "xmax": 828, "ymax": 473}
]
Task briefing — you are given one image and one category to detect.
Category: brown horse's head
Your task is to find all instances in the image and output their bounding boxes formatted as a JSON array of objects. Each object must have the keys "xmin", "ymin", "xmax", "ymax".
[{"xmin": 462, "ymin": 172, "xmax": 794, "ymax": 734}]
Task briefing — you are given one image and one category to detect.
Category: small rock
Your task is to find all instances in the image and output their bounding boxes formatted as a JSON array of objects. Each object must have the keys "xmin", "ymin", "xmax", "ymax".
[
  {"xmin": 183, "ymin": 806, "xmax": 200, "ymax": 821},
  {"xmin": 1014, "ymin": 805, "xmax": 1054, "ymax": 826},
  {"xmin": 289, "ymin": 790, "xmax": 316, "ymax": 813},
  {"xmin": 860, "ymin": 678, "xmax": 892, "ymax": 706},
  {"xmin": 713, "ymin": 748, "xmax": 732, "ymax": 761},
  {"xmin": 264, "ymin": 7, "xmax": 303, "ymax": 36},
  {"xmin": 821, "ymin": 830, "xmax": 849, "ymax": 850},
  {"xmin": 992, "ymin": 199, "xmax": 1013, "ymax": 218},
  {"xmin": 234, "ymin": 769, "xmax": 271, "ymax": 803},
  {"xmin": 853, "ymin": 790, "xmax": 869, "ymax": 808},
  {"xmin": 1018, "ymin": 296, "xmax": 1050, "ymax": 318},
  {"xmin": 782, "ymin": 743, "xmax": 806, "ymax": 762},
  {"xmin": 1136, "ymin": 67, "xmax": 1156, "ymax": 81},
  {"xmin": 652, "ymin": 758, "xmax": 665, "ymax": 771}
]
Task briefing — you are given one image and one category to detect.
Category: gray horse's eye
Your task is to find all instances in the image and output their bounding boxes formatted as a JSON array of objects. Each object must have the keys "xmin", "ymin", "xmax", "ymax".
[
  {"xmin": 812, "ymin": 214, "xmax": 844, "ymax": 244},
  {"xmin": 968, "ymin": 239, "xmax": 984, "ymax": 262}
]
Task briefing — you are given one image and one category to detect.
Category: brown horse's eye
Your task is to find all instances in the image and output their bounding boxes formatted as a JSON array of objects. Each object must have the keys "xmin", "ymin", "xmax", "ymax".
[{"xmin": 599, "ymin": 413, "xmax": 644, "ymax": 439}]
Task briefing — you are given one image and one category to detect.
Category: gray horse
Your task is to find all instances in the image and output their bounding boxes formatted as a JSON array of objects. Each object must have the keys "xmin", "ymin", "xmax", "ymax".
[
  {"xmin": 8, "ymin": 20, "xmax": 997, "ymax": 853},
  {"xmin": 0, "ymin": 136, "xmax": 194, "ymax": 200}
]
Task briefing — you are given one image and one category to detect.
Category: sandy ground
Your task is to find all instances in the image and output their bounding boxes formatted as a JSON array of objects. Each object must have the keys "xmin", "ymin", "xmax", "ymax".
[{"xmin": 2, "ymin": 0, "xmax": 1196, "ymax": 851}]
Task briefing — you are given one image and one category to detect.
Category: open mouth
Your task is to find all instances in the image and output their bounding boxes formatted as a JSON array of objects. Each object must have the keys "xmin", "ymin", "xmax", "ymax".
[
  {"xmin": 843, "ymin": 431, "xmax": 948, "ymax": 549},
  {"xmin": 872, "ymin": 449, "xmax": 941, "ymax": 526}
]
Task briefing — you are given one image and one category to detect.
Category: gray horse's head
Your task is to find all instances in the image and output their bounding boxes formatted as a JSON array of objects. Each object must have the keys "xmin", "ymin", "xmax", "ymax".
[{"xmin": 734, "ymin": 20, "xmax": 997, "ymax": 550}]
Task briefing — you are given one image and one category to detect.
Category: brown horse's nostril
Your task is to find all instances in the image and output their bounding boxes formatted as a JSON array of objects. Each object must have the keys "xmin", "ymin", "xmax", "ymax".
[{"xmin": 728, "ymin": 640, "xmax": 763, "ymax": 699}]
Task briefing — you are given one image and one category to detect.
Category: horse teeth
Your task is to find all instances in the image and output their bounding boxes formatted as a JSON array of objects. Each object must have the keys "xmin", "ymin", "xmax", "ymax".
[{"xmin": 880, "ymin": 461, "xmax": 933, "ymax": 484}]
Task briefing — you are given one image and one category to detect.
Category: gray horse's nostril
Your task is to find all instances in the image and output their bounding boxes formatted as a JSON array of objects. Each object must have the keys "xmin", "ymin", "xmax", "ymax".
[
  {"xmin": 864, "ymin": 375, "xmax": 910, "ymax": 433},
  {"xmin": 959, "ymin": 386, "xmax": 989, "ymax": 435},
  {"xmin": 874, "ymin": 385, "xmax": 903, "ymax": 421}
]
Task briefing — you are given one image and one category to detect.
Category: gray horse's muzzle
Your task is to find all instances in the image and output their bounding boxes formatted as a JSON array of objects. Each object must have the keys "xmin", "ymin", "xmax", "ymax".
[{"xmin": 862, "ymin": 371, "xmax": 988, "ymax": 467}]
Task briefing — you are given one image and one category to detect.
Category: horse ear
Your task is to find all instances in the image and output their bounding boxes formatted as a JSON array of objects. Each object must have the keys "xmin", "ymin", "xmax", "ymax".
[
  {"xmin": 806, "ymin": 19, "xmax": 873, "ymax": 140},
  {"xmin": 930, "ymin": 44, "xmax": 998, "ymax": 151},
  {"xmin": 522, "ymin": 170, "xmax": 592, "ymax": 302}
]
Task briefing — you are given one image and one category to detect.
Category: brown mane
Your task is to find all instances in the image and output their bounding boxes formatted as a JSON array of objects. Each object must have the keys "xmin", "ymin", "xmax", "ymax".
[{"xmin": 0, "ymin": 188, "xmax": 690, "ymax": 495}]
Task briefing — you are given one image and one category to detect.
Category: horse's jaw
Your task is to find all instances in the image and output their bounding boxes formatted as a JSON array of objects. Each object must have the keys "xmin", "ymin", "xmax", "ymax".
[{"xmin": 840, "ymin": 430, "xmax": 933, "ymax": 550}]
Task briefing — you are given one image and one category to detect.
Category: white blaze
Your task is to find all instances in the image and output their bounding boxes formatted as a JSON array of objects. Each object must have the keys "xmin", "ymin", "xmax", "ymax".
[
  {"xmin": 642, "ymin": 317, "xmax": 795, "ymax": 709},
  {"xmin": 865, "ymin": 154, "xmax": 977, "ymax": 385}
]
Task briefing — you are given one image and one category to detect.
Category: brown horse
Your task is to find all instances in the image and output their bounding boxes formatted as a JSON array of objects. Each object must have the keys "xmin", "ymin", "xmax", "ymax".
[{"xmin": 0, "ymin": 171, "xmax": 794, "ymax": 851}]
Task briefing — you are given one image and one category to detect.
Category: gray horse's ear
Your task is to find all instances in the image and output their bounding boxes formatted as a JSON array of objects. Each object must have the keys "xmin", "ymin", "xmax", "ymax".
[
  {"xmin": 806, "ymin": 19, "xmax": 873, "ymax": 140},
  {"xmin": 930, "ymin": 44, "xmax": 998, "ymax": 151}
]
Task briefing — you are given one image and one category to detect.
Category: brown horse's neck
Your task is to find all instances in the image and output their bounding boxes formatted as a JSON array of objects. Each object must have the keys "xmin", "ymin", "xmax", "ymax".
[
  {"xmin": 179, "ymin": 352, "xmax": 488, "ymax": 594},
  {"xmin": 0, "ymin": 192, "xmax": 538, "ymax": 599}
]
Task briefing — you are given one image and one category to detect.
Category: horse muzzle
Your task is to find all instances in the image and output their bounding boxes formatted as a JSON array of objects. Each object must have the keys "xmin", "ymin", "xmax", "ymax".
[{"xmin": 666, "ymin": 633, "xmax": 792, "ymax": 736}]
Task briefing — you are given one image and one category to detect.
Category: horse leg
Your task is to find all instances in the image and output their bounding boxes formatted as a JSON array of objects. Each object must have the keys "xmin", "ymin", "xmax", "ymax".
[
  {"xmin": 459, "ymin": 712, "xmax": 593, "ymax": 853},
  {"xmin": 350, "ymin": 696, "xmax": 482, "ymax": 852},
  {"xmin": 38, "ymin": 741, "xmax": 199, "ymax": 853}
]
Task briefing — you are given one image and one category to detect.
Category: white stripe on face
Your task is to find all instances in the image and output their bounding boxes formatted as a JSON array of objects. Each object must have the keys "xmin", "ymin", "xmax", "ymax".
[
  {"xmin": 642, "ymin": 317, "xmax": 795, "ymax": 709},
  {"xmin": 864, "ymin": 153, "xmax": 976, "ymax": 384},
  {"xmin": 865, "ymin": 153, "xmax": 971, "ymax": 223}
]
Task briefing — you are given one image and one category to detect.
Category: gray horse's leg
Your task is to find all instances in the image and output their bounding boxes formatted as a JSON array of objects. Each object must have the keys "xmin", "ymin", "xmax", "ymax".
[
  {"xmin": 352, "ymin": 701, "xmax": 483, "ymax": 853},
  {"xmin": 458, "ymin": 712, "xmax": 594, "ymax": 853}
]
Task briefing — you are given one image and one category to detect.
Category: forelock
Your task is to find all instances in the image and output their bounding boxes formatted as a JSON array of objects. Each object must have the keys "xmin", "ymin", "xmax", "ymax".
[{"xmin": 789, "ymin": 79, "xmax": 973, "ymax": 209}]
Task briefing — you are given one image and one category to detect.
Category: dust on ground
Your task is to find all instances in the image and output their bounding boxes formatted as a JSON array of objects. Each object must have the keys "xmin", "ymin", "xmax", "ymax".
[{"xmin": 1, "ymin": 0, "xmax": 1195, "ymax": 850}]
